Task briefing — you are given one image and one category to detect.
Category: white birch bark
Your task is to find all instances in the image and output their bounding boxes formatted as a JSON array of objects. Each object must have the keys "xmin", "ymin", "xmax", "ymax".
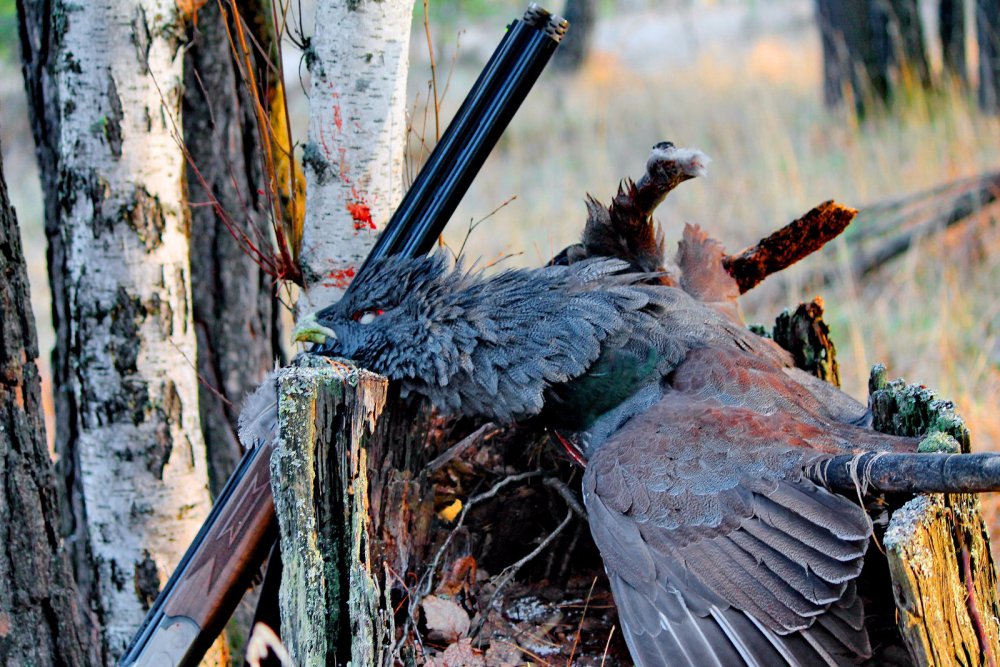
[
  {"xmin": 48, "ymin": 1, "xmax": 214, "ymax": 661},
  {"xmin": 299, "ymin": 0, "xmax": 416, "ymax": 310}
]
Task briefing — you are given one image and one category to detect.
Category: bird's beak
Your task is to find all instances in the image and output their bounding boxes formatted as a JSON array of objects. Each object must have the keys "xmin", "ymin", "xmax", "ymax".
[{"xmin": 292, "ymin": 312, "xmax": 338, "ymax": 345}]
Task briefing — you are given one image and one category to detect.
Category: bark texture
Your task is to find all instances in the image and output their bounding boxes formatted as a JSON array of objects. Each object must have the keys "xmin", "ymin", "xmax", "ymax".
[
  {"xmin": 0, "ymin": 135, "xmax": 102, "ymax": 666},
  {"xmin": 19, "ymin": 1, "xmax": 215, "ymax": 660},
  {"xmin": 885, "ymin": 494, "xmax": 1000, "ymax": 666},
  {"xmin": 299, "ymin": 0, "xmax": 416, "ymax": 310},
  {"xmin": 184, "ymin": 0, "xmax": 282, "ymax": 497},
  {"xmin": 869, "ymin": 367, "xmax": 1000, "ymax": 666}
]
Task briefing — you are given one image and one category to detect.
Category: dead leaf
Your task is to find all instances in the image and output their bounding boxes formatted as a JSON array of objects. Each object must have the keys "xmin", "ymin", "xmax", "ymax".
[
  {"xmin": 422, "ymin": 594, "xmax": 470, "ymax": 641},
  {"xmin": 427, "ymin": 638, "xmax": 485, "ymax": 667},
  {"xmin": 438, "ymin": 498, "xmax": 463, "ymax": 522}
]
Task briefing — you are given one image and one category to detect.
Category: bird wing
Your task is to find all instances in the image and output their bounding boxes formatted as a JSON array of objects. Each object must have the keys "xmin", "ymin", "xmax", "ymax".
[{"xmin": 583, "ymin": 394, "xmax": 874, "ymax": 667}]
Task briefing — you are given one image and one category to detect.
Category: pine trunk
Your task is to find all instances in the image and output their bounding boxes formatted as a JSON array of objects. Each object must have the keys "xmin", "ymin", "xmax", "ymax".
[
  {"xmin": 19, "ymin": 1, "xmax": 217, "ymax": 661},
  {"xmin": 0, "ymin": 130, "xmax": 102, "ymax": 666},
  {"xmin": 299, "ymin": 0, "xmax": 416, "ymax": 310}
]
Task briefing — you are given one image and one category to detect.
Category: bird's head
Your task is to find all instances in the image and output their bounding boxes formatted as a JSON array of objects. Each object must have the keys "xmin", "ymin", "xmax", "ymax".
[
  {"xmin": 292, "ymin": 254, "xmax": 463, "ymax": 383},
  {"xmin": 646, "ymin": 141, "xmax": 710, "ymax": 183}
]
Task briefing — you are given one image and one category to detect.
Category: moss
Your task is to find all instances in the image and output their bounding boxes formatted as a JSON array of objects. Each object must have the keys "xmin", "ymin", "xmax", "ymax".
[{"xmin": 917, "ymin": 431, "xmax": 959, "ymax": 454}]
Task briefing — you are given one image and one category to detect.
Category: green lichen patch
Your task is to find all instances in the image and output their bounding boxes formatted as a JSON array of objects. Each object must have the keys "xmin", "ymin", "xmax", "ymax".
[
  {"xmin": 917, "ymin": 431, "xmax": 960, "ymax": 454},
  {"xmin": 868, "ymin": 363, "xmax": 971, "ymax": 451}
]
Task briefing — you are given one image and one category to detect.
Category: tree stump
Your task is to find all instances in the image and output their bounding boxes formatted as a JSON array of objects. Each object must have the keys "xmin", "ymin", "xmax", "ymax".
[
  {"xmin": 270, "ymin": 358, "xmax": 435, "ymax": 666},
  {"xmin": 271, "ymin": 306, "xmax": 1000, "ymax": 666}
]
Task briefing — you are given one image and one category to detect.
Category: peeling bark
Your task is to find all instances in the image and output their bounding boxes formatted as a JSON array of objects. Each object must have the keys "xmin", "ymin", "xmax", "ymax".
[
  {"xmin": 299, "ymin": 0, "xmax": 416, "ymax": 310},
  {"xmin": 19, "ymin": 1, "xmax": 216, "ymax": 661}
]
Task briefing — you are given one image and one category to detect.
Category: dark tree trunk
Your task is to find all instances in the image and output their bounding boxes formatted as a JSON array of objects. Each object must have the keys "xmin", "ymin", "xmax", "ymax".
[
  {"xmin": 16, "ymin": 0, "xmax": 90, "ymax": 603},
  {"xmin": 816, "ymin": 0, "xmax": 883, "ymax": 111},
  {"xmin": 184, "ymin": 1, "xmax": 283, "ymax": 497},
  {"xmin": 0, "ymin": 135, "xmax": 102, "ymax": 665},
  {"xmin": 815, "ymin": 0, "xmax": 932, "ymax": 113},
  {"xmin": 939, "ymin": 0, "xmax": 967, "ymax": 83},
  {"xmin": 553, "ymin": 0, "xmax": 596, "ymax": 71},
  {"xmin": 978, "ymin": 0, "xmax": 1000, "ymax": 113}
]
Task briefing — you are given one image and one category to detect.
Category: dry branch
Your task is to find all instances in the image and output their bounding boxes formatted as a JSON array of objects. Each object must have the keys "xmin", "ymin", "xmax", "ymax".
[{"xmin": 807, "ymin": 170, "xmax": 1000, "ymax": 286}]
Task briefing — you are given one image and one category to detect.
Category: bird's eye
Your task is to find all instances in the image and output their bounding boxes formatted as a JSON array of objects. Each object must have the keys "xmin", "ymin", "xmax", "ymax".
[{"xmin": 352, "ymin": 309, "xmax": 384, "ymax": 324}]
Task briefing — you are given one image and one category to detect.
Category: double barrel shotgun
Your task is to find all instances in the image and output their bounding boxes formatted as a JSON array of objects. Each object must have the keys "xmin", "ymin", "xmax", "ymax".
[{"xmin": 119, "ymin": 5, "xmax": 568, "ymax": 666}]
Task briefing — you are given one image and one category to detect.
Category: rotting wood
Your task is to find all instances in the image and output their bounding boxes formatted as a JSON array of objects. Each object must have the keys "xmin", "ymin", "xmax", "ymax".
[
  {"xmin": 271, "ymin": 358, "xmax": 436, "ymax": 666},
  {"xmin": 770, "ymin": 297, "xmax": 841, "ymax": 386},
  {"xmin": 885, "ymin": 494, "xmax": 1000, "ymax": 667}
]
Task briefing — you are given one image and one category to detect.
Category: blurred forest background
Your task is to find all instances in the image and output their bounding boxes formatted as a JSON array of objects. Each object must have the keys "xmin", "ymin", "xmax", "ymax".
[{"xmin": 2, "ymin": 0, "xmax": 999, "ymax": 537}]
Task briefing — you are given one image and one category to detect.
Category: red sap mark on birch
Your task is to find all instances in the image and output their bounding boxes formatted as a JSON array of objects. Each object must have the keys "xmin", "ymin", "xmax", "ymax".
[
  {"xmin": 347, "ymin": 201, "xmax": 375, "ymax": 230},
  {"xmin": 324, "ymin": 266, "xmax": 357, "ymax": 289},
  {"xmin": 338, "ymin": 147, "xmax": 350, "ymax": 183},
  {"xmin": 330, "ymin": 89, "xmax": 344, "ymax": 133},
  {"xmin": 332, "ymin": 103, "xmax": 343, "ymax": 134}
]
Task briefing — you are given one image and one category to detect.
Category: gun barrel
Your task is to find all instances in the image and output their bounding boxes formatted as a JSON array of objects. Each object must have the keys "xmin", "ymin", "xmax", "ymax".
[
  {"xmin": 805, "ymin": 451, "xmax": 1000, "ymax": 495},
  {"xmin": 120, "ymin": 6, "xmax": 566, "ymax": 665},
  {"xmin": 352, "ymin": 4, "xmax": 568, "ymax": 278}
]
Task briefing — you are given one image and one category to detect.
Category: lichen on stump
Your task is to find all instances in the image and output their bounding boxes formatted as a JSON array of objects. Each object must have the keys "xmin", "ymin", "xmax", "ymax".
[{"xmin": 271, "ymin": 360, "xmax": 391, "ymax": 666}]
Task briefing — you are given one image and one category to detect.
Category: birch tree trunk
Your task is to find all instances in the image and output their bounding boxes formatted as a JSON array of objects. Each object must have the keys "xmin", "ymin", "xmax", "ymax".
[
  {"xmin": 0, "ymin": 132, "xmax": 102, "ymax": 667},
  {"xmin": 299, "ymin": 0, "xmax": 416, "ymax": 310},
  {"xmin": 19, "ymin": 1, "xmax": 217, "ymax": 662}
]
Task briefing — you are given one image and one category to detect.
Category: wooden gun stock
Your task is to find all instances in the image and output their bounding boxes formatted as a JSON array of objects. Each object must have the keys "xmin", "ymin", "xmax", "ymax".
[{"xmin": 120, "ymin": 5, "xmax": 567, "ymax": 665}]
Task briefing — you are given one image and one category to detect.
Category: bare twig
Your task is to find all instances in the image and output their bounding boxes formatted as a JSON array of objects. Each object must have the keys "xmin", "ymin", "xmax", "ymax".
[
  {"xmin": 423, "ymin": 0, "xmax": 440, "ymax": 142},
  {"xmin": 567, "ymin": 578, "xmax": 599, "ymax": 665},
  {"xmin": 542, "ymin": 477, "xmax": 586, "ymax": 519},
  {"xmin": 425, "ymin": 422, "xmax": 499, "ymax": 471}
]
